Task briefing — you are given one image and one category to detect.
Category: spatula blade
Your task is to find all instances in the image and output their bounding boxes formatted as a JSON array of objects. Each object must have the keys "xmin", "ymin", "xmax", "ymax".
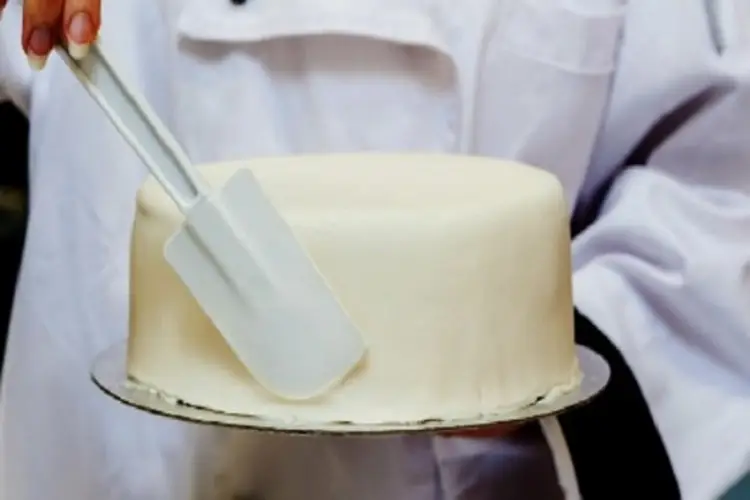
[{"xmin": 164, "ymin": 168, "xmax": 366, "ymax": 400}]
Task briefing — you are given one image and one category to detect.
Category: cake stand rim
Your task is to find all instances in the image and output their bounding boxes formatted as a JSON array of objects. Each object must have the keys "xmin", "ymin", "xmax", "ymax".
[{"xmin": 91, "ymin": 342, "xmax": 609, "ymax": 435}]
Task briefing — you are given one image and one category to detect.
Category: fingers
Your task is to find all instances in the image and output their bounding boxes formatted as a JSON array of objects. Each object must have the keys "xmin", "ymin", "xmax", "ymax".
[
  {"xmin": 22, "ymin": 0, "xmax": 101, "ymax": 70},
  {"xmin": 63, "ymin": 0, "xmax": 100, "ymax": 58},
  {"xmin": 23, "ymin": 0, "xmax": 65, "ymax": 69}
]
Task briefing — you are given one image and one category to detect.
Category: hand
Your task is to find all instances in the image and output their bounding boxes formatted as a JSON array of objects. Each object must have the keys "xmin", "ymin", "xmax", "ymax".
[{"xmin": 0, "ymin": 0, "xmax": 101, "ymax": 70}]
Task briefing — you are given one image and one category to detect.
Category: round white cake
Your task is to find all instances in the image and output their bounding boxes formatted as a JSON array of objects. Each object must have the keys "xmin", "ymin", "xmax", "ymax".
[{"xmin": 127, "ymin": 154, "xmax": 580, "ymax": 424}]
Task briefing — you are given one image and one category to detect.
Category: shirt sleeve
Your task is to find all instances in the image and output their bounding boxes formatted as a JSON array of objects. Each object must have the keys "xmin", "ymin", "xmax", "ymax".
[
  {"xmin": 0, "ymin": 1, "xmax": 32, "ymax": 112},
  {"xmin": 560, "ymin": 1, "xmax": 750, "ymax": 499}
]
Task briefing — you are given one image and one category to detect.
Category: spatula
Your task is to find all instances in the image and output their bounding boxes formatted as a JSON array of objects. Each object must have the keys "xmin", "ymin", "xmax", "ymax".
[{"xmin": 56, "ymin": 42, "xmax": 366, "ymax": 401}]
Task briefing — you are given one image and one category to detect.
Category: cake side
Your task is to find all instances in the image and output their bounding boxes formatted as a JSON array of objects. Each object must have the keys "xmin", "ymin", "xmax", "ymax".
[{"xmin": 127, "ymin": 154, "xmax": 580, "ymax": 424}]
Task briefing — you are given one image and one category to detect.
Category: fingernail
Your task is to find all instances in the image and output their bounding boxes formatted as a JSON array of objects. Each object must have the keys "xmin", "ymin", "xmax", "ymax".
[
  {"xmin": 68, "ymin": 40, "xmax": 89, "ymax": 59},
  {"xmin": 27, "ymin": 27, "xmax": 53, "ymax": 71},
  {"xmin": 67, "ymin": 12, "xmax": 93, "ymax": 59},
  {"xmin": 27, "ymin": 53, "xmax": 48, "ymax": 71}
]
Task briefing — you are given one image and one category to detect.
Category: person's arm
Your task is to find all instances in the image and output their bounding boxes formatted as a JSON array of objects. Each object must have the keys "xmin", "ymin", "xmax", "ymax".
[{"xmin": 560, "ymin": 1, "xmax": 750, "ymax": 498}]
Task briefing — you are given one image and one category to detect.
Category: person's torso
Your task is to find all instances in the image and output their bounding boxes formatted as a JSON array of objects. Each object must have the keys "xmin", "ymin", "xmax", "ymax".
[
  {"xmin": 6, "ymin": 0, "xmax": 626, "ymax": 498},
  {"xmin": 32, "ymin": 0, "xmax": 626, "ymax": 203}
]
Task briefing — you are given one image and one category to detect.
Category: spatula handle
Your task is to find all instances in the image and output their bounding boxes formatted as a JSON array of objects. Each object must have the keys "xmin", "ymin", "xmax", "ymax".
[{"xmin": 57, "ymin": 42, "xmax": 205, "ymax": 211}]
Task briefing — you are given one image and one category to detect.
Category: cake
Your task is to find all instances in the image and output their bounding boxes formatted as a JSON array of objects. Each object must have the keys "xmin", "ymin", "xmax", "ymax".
[{"xmin": 126, "ymin": 154, "xmax": 580, "ymax": 424}]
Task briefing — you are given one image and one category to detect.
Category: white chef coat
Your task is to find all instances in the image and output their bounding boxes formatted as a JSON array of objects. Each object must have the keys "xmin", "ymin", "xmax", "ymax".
[{"xmin": 1, "ymin": 0, "xmax": 749, "ymax": 499}]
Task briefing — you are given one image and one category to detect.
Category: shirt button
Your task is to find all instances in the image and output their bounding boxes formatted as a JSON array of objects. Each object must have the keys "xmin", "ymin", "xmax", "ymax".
[{"xmin": 230, "ymin": 0, "xmax": 247, "ymax": 5}]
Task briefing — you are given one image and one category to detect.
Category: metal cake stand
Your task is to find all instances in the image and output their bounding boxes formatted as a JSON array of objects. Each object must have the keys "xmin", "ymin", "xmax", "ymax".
[{"xmin": 91, "ymin": 343, "xmax": 609, "ymax": 435}]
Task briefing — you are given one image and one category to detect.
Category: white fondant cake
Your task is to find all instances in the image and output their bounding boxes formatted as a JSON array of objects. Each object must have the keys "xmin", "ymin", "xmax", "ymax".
[{"xmin": 127, "ymin": 154, "xmax": 580, "ymax": 424}]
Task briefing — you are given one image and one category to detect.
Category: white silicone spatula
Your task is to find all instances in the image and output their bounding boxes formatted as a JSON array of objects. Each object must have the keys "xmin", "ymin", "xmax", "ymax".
[{"xmin": 57, "ymin": 43, "xmax": 366, "ymax": 400}]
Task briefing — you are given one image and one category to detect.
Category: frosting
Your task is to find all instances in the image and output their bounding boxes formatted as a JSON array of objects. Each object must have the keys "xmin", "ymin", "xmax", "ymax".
[{"xmin": 127, "ymin": 154, "xmax": 580, "ymax": 424}]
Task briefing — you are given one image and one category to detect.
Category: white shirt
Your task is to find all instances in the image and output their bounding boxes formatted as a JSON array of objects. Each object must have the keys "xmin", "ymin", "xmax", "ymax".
[{"xmin": 1, "ymin": 0, "xmax": 749, "ymax": 498}]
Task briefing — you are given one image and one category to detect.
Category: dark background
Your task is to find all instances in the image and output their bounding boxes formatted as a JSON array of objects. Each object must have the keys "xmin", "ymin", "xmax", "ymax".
[{"xmin": 0, "ymin": 102, "xmax": 30, "ymax": 372}]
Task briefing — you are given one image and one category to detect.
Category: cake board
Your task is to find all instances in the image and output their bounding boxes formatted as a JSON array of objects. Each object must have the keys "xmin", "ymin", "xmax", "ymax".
[{"xmin": 91, "ymin": 342, "xmax": 609, "ymax": 436}]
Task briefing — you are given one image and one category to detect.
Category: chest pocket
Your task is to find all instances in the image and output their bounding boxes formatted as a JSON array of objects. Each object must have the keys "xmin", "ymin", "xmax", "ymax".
[
  {"xmin": 472, "ymin": 0, "xmax": 625, "ymax": 205},
  {"xmin": 173, "ymin": 0, "xmax": 461, "ymax": 164}
]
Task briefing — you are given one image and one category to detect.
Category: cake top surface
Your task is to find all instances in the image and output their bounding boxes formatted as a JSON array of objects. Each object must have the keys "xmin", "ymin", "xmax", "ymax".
[{"xmin": 138, "ymin": 154, "xmax": 562, "ymax": 217}]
